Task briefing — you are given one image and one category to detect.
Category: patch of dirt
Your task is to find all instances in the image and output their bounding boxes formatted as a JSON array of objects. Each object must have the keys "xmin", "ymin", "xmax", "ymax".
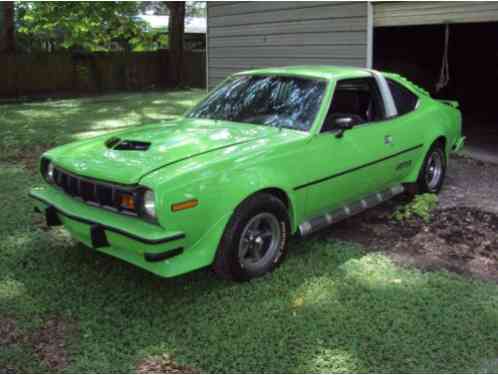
[
  {"xmin": 328, "ymin": 202, "xmax": 498, "ymax": 283},
  {"xmin": 0, "ymin": 317, "xmax": 20, "ymax": 346},
  {"xmin": 1, "ymin": 143, "xmax": 55, "ymax": 174},
  {"xmin": 0, "ymin": 317, "xmax": 24, "ymax": 373},
  {"xmin": 440, "ymin": 155, "xmax": 498, "ymax": 214},
  {"xmin": 137, "ymin": 354, "xmax": 200, "ymax": 374},
  {"xmin": 321, "ymin": 156, "xmax": 498, "ymax": 283},
  {"xmin": 30, "ymin": 318, "xmax": 77, "ymax": 371}
]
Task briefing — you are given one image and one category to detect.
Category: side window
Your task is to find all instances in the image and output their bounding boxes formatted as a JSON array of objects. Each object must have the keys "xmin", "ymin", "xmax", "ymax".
[
  {"xmin": 387, "ymin": 79, "xmax": 419, "ymax": 116},
  {"xmin": 321, "ymin": 77, "xmax": 385, "ymax": 133}
]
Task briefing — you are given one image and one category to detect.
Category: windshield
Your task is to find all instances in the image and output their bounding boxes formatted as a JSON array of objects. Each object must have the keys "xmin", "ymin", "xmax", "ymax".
[{"xmin": 187, "ymin": 75, "xmax": 327, "ymax": 131}]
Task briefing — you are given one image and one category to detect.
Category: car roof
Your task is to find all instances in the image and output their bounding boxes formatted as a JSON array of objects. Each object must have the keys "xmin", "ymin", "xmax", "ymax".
[{"xmin": 234, "ymin": 65, "xmax": 373, "ymax": 80}]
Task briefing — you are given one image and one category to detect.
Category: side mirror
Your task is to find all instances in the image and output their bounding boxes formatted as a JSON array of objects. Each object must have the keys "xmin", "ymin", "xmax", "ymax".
[{"xmin": 334, "ymin": 116, "xmax": 355, "ymax": 138}]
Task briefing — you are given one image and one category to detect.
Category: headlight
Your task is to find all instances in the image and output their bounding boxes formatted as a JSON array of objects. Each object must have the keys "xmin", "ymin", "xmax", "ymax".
[
  {"xmin": 41, "ymin": 158, "xmax": 55, "ymax": 184},
  {"xmin": 141, "ymin": 189, "xmax": 156, "ymax": 219},
  {"xmin": 46, "ymin": 162, "xmax": 55, "ymax": 183}
]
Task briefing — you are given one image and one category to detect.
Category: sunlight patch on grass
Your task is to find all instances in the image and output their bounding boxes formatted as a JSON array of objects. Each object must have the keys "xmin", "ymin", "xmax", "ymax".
[
  {"xmin": 71, "ymin": 130, "xmax": 115, "ymax": 140},
  {"xmin": 1, "ymin": 233, "xmax": 35, "ymax": 249},
  {"xmin": 151, "ymin": 99, "xmax": 169, "ymax": 105},
  {"xmin": 92, "ymin": 117, "xmax": 140, "ymax": 129},
  {"xmin": 143, "ymin": 113, "xmax": 182, "ymax": 121},
  {"xmin": 0, "ymin": 90, "xmax": 205, "ymax": 153},
  {"xmin": 291, "ymin": 276, "xmax": 339, "ymax": 309},
  {"xmin": 0, "ymin": 277, "xmax": 26, "ymax": 300},
  {"xmin": 14, "ymin": 108, "xmax": 80, "ymax": 119},
  {"xmin": 306, "ymin": 348, "xmax": 358, "ymax": 373},
  {"xmin": 174, "ymin": 99, "xmax": 198, "ymax": 107}
]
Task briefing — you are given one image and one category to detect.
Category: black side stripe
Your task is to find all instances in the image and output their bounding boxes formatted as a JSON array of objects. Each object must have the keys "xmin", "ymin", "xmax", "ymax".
[
  {"xmin": 29, "ymin": 193, "xmax": 185, "ymax": 245},
  {"xmin": 294, "ymin": 144, "xmax": 423, "ymax": 191}
]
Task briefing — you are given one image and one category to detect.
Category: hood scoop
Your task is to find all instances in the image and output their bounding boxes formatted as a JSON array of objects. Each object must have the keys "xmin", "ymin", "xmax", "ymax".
[{"xmin": 105, "ymin": 137, "xmax": 151, "ymax": 151}]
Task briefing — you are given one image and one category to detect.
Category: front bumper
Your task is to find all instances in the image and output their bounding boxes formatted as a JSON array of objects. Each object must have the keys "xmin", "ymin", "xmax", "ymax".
[{"xmin": 30, "ymin": 186, "xmax": 202, "ymax": 278}]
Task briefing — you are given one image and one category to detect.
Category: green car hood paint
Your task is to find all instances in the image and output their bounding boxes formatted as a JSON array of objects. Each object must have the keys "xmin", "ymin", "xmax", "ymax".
[{"xmin": 44, "ymin": 117, "xmax": 285, "ymax": 185}]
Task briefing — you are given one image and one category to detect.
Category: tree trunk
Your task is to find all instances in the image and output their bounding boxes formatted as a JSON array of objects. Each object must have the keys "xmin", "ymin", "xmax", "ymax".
[
  {"xmin": 1, "ymin": 2, "xmax": 15, "ymax": 53},
  {"xmin": 166, "ymin": 1, "xmax": 185, "ymax": 87}
]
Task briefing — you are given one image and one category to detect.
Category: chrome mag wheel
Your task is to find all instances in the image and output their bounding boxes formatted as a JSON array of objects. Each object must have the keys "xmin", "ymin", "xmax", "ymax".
[
  {"xmin": 425, "ymin": 150, "xmax": 444, "ymax": 191},
  {"xmin": 238, "ymin": 212, "xmax": 282, "ymax": 271}
]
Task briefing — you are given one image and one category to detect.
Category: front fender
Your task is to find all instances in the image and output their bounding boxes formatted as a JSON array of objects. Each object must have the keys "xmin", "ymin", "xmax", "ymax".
[{"xmin": 140, "ymin": 145, "xmax": 305, "ymax": 260}]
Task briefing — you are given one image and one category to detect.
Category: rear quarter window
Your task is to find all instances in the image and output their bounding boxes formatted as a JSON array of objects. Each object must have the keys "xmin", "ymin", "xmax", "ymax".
[{"xmin": 387, "ymin": 79, "xmax": 419, "ymax": 116}]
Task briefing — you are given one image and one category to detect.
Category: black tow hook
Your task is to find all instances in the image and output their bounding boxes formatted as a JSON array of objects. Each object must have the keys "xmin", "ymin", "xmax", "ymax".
[
  {"xmin": 90, "ymin": 224, "xmax": 110, "ymax": 248},
  {"xmin": 45, "ymin": 206, "xmax": 62, "ymax": 227}
]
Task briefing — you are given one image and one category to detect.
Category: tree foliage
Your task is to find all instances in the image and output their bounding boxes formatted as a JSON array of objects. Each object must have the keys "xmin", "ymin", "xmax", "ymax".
[{"xmin": 16, "ymin": 2, "xmax": 158, "ymax": 52}]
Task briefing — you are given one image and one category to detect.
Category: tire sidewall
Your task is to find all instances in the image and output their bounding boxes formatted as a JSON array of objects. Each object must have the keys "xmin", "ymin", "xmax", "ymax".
[{"xmin": 220, "ymin": 195, "xmax": 290, "ymax": 281}]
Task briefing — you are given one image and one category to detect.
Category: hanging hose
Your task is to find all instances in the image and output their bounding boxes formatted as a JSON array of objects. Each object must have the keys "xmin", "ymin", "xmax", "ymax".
[{"xmin": 436, "ymin": 24, "xmax": 450, "ymax": 92}]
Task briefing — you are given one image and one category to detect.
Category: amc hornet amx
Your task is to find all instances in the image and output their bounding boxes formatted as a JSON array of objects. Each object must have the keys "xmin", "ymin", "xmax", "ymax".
[{"xmin": 30, "ymin": 66, "xmax": 465, "ymax": 281}]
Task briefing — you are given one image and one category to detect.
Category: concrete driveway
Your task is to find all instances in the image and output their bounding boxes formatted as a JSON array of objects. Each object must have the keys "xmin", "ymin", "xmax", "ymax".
[{"xmin": 441, "ymin": 155, "xmax": 498, "ymax": 214}]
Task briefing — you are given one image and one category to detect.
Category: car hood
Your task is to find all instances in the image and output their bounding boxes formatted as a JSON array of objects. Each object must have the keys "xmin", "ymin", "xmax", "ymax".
[{"xmin": 45, "ymin": 117, "xmax": 291, "ymax": 185}]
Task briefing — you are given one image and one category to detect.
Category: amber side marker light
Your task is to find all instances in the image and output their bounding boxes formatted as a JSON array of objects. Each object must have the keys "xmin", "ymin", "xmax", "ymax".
[{"xmin": 171, "ymin": 199, "xmax": 198, "ymax": 212}]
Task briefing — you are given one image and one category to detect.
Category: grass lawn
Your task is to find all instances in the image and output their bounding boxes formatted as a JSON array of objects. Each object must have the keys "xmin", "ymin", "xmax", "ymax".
[
  {"xmin": 1, "ymin": 91, "xmax": 497, "ymax": 373},
  {"xmin": 0, "ymin": 90, "xmax": 205, "ymax": 162}
]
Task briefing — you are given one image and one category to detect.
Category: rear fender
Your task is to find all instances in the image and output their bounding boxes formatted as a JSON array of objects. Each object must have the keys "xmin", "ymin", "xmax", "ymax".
[{"xmin": 404, "ymin": 135, "xmax": 446, "ymax": 183}]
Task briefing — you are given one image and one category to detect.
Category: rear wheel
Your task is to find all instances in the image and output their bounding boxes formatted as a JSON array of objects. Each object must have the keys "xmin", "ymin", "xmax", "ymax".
[
  {"xmin": 417, "ymin": 142, "xmax": 446, "ymax": 194},
  {"xmin": 213, "ymin": 193, "xmax": 290, "ymax": 281}
]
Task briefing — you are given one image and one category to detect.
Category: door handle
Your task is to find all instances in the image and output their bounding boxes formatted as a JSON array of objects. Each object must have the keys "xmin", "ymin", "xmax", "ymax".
[{"xmin": 384, "ymin": 135, "xmax": 393, "ymax": 145}]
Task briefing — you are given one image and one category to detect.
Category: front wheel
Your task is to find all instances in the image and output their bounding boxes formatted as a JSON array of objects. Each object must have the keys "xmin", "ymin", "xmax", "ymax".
[
  {"xmin": 213, "ymin": 193, "xmax": 290, "ymax": 281},
  {"xmin": 417, "ymin": 142, "xmax": 447, "ymax": 194}
]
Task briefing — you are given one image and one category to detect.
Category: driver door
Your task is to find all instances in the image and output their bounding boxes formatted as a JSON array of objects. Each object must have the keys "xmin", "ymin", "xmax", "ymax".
[{"xmin": 303, "ymin": 77, "xmax": 395, "ymax": 218}]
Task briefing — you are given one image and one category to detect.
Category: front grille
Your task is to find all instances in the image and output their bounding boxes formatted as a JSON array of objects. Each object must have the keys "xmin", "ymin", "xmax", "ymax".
[{"xmin": 52, "ymin": 167, "xmax": 137, "ymax": 216}]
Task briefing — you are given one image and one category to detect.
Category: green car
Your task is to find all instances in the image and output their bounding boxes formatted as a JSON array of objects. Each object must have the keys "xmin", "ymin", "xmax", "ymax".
[{"xmin": 30, "ymin": 66, "xmax": 464, "ymax": 281}]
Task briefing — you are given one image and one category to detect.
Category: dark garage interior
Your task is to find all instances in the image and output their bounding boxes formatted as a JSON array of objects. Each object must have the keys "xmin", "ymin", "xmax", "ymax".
[{"xmin": 374, "ymin": 22, "xmax": 498, "ymax": 162}]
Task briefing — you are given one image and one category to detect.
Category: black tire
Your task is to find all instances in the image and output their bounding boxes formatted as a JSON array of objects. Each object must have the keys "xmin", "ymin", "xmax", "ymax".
[
  {"xmin": 213, "ymin": 193, "xmax": 290, "ymax": 282},
  {"xmin": 417, "ymin": 142, "xmax": 447, "ymax": 194}
]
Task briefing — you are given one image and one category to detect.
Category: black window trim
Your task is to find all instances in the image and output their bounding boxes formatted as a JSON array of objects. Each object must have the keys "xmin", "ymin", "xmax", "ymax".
[
  {"xmin": 385, "ymin": 78, "xmax": 420, "ymax": 119},
  {"xmin": 318, "ymin": 76, "xmax": 388, "ymax": 134}
]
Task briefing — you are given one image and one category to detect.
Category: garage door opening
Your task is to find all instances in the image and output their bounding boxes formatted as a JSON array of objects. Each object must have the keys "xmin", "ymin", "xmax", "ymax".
[{"xmin": 374, "ymin": 22, "xmax": 498, "ymax": 163}]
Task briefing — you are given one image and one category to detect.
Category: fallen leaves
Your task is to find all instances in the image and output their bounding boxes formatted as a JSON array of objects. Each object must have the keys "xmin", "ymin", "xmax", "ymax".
[
  {"xmin": 30, "ymin": 318, "xmax": 77, "ymax": 371},
  {"xmin": 0, "ymin": 317, "xmax": 19, "ymax": 346}
]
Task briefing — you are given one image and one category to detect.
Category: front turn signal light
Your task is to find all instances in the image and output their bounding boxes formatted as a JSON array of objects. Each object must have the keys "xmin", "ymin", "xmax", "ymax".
[
  {"xmin": 171, "ymin": 199, "xmax": 198, "ymax": 212},
  {"xmin": 120, "ymin": 194, "xmax": 136, "ymax": 210}
]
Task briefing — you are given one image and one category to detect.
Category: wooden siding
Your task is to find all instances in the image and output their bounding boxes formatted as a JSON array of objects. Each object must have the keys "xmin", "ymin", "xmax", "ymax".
[
  {"xmin": 374, "ymin": 1, "xmax": 498, "ymax": 27},
  {"xmin": 207, "ymin": 1, "xmax": 368, "ymax": 88}
]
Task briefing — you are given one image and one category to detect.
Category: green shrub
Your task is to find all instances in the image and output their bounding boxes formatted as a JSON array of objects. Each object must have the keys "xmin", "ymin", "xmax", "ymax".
[{"xmin": 392, "ymin": 193, "xmax": 438, "ymax": 223}]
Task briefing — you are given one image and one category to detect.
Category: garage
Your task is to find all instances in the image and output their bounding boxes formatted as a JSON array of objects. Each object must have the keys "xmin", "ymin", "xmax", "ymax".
[
  {"xmin": 373, "ymin": 1, "xmax": 498, "ymax": 163},
  {"xmin": 206, "ymin": 2, "xmax": 498, "ymax": 162},
  {"xmin": 206, "ymin": 2, "xmax": 370, "ymax": 89}
]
